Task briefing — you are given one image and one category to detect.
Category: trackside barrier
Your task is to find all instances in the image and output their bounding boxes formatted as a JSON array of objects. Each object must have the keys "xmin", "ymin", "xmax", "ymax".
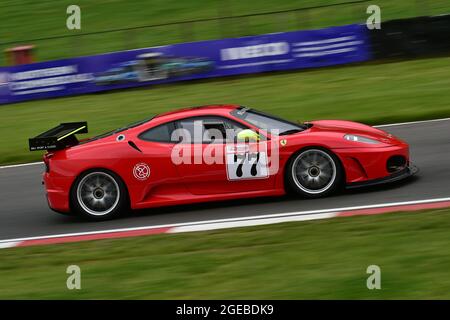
[
  {"xmin": 370, "ymin": 14, "xmax": 450, "ymax": 58},
  {"xmin": 0, "ymin": 14, "xmax": 449, "ymax": 105},
  {"xmin": 0, "ymin": 24, "xmax": 370, "ymax": 105}
]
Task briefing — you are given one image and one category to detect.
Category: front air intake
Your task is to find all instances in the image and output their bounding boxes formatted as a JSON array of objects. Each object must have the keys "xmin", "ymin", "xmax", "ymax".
[{"xmin": 387, "ymin": 155, "xmax": 407, "ymax": 173}]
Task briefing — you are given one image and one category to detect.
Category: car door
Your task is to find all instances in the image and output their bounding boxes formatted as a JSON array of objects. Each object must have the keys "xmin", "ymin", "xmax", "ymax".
[
  {"xmin": 173, "ymin": 116, "xmax": 276, "ymax": 195},
  {"xmin": 134, "ymin": 121, "xmax": 188, "ymax": 199}
]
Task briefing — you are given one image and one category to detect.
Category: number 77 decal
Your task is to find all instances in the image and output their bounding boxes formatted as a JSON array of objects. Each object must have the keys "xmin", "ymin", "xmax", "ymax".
[{"xmin": 225, "ymin": 143, "xmax": 269, "ymax": 180}]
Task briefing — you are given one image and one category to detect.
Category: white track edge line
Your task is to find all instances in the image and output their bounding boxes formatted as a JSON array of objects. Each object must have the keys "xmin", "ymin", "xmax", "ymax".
[
  {"xmin": 168, "ymin": 212, "xmax": 337, "ymax": 233},
  {"xmin": 0, "ymin": 241, "xmax": 21, "ymax": 249},
  {"xmin": 374, "ymin": 117, "xmax": 450, "ymax": 128},
  {"xmin": 1, "ymin": 197, "xmax": 449, "ymax": 244},
  {"xmin": 0, "ymin": 162, "xmax": 43, "ymax": 169}
]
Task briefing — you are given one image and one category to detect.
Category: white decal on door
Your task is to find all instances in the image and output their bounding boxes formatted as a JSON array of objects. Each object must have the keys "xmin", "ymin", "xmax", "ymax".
[
  {"xmin": 225, "ymin": 144, "xmax": 269, "ymax": 180},
  {"xmin": 133, "ymin": 163, "xmax": 150, "ymax": 180}
]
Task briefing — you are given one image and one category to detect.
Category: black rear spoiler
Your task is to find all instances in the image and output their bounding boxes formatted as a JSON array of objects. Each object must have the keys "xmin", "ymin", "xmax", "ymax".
[{"xmin": 29, "ymin": 122, "xmax": 88, "ymax": 151}]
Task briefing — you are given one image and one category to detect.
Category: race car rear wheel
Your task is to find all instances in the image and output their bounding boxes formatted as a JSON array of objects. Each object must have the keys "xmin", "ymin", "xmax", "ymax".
[
  {"xmin": 286, "ymin": 148, "xmax": 343, "ymax": 198},
  {"xmin": 71, "ymin": 169, "xmax": 128, "ymax": 220}
]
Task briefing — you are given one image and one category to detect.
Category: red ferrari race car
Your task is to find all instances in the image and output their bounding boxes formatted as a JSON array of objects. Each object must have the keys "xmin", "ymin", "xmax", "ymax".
[{"xmin": 29, "ymin": 105, "xmax": 417, "ymax": 220}]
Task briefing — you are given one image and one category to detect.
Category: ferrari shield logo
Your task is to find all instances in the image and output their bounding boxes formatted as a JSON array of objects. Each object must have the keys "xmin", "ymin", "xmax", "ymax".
[{"xmin": 280, "ymin": 139, "xmax": 287, "ymax": 146}]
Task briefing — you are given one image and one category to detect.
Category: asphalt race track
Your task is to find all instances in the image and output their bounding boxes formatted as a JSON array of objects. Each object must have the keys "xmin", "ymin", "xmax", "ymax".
[{"xmin": 0, "ymin": 119, "xmax": 449, "ymax": 240}]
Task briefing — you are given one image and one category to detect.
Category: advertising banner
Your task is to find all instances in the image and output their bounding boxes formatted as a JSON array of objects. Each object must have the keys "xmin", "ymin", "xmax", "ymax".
[{"xmin": 0, "ymin": 24, "xmax": 371, "ymax": 105}]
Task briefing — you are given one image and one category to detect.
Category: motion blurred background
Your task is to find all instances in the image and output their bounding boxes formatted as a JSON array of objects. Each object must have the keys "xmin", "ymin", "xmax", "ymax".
[
  {"xmin": 0, "ymin": 0, "xmax": 449, "ymax": 165},
  {"xmin": 1, "ymin": 0, "xmax": 449, "ymax": 62}
]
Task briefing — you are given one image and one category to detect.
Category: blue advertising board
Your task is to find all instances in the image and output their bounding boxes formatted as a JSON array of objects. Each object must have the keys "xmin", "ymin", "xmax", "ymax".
[{"xmin": 0, "ymin": 24, "xmax": 371, "ymax": 105}]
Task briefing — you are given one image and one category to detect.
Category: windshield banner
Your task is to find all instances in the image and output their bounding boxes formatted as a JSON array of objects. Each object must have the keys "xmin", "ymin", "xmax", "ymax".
[{"xmin": 0, "ymin": 24, "xmax": 371, "ymax": 105}]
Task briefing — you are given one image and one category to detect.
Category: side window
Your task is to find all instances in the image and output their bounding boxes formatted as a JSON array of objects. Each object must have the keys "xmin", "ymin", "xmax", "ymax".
[
  {"xmin": 177, "ymin": 119, "xmax": 200, "ymax": 143},
  {"xmin": 203, "ymin": 121, "xmax": 228, "ymax": 143},
  {"xmin": 139, "ymin": 122, "xmax": 176, "ymax": 143},
  {"xmin": 175, "ymin": 116, "xmax": 247, "ymax": 144}
]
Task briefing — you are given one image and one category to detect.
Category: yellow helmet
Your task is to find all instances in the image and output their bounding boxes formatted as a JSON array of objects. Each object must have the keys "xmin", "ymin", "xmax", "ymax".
[{"xmin": 237, "ymin": 129, "xmax": 260, "ymax": 142}]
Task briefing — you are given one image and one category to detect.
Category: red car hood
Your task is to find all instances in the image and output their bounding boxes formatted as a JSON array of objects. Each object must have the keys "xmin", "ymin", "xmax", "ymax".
[{"xmin": 307, "ymin": 120, "xmax": 404, "ymax": 145}]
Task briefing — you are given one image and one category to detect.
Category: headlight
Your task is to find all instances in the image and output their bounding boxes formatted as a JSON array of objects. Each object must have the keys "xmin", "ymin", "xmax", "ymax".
[{"xmin": 344, "ymin": 134, "xmax": 380, "ymax": 144}]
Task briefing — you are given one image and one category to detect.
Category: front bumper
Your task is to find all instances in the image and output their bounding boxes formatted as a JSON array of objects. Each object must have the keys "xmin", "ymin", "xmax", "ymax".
[
  {"xmin": 346, "ymin": 163, "xmax": 419, "ymax": 189},
  {"xmin": 334, "ymin": 142, "xmax": 412, "ymax": 183}
]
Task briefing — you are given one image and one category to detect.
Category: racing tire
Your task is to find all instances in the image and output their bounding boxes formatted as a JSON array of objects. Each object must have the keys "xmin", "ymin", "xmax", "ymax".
[
  {"xmin": 286, "ymin": 148, "xmax": 343, "ymax": 198},
  {"xmin": 70, "ymin": 169, "xmax": 129, "ymax": 221}
]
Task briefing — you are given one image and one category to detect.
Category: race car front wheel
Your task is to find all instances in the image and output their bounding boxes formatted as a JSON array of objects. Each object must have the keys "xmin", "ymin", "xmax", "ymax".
[
  {"xmin": 71, "ymin": 169, "xmax": 128, "ymax": 220},
  {"xmin": 286, "ymin": 148, "xmax": 343, "ymax": 198}
]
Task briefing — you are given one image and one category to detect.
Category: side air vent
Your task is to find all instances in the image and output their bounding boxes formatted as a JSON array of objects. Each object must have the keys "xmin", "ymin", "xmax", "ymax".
[{"xmin": 128, "ymin": 141, "xmax": 142, "ymax": 153}]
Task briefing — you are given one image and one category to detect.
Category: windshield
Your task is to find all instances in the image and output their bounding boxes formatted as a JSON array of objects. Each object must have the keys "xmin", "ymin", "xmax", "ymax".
[
  {"xmin": 231, "ymin": 107, "xmax": 307, "ymax": 135},
  {"xmin": 84, "ymin": 115, "xmax": 155, "ymax": 142}
]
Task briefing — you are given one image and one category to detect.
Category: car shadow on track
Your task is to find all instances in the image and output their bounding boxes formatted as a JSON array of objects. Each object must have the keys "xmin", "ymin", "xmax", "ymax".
[{"xmin": 344, "ymin": 175, "xmax": 420, "ymax": 196}]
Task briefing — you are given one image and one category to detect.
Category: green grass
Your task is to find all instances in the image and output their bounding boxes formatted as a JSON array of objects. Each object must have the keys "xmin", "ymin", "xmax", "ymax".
[
  {"xmin": 1, "ymin": 0, "xmax": 449, "ymax": 65},
  {"xmin": 1, "ymin": 0, "xmax": 449, "ymax": 165},
  {"xmin": 1, "ymin": 208, "xmax": 450, "ymax": 299},
  {"xmin": 1, "ymin": 56, "xmax": 449, "ymax": 165}
]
